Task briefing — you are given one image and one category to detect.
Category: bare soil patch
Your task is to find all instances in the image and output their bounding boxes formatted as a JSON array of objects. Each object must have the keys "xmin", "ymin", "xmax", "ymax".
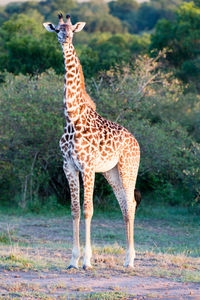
[{"xmin": 0, "ymin": 269, "xmax": 200, "ymax": 299}]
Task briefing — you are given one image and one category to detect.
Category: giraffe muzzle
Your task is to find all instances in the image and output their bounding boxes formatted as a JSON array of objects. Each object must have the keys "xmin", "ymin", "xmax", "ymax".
[{"xmin": 63, "ymin": 37, "xmax": 71, "ymax": 44}]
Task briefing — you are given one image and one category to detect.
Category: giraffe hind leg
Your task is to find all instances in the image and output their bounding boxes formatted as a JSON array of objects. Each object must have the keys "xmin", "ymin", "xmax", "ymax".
[
  {"xmin": 103, "ymin": 164, "xmax": 136, "ymax": 267},
  {"xmin": 118, "ymin": 152, "xmax": 140, "ymax": 268},
  {"xmin": 103, "ymin": 153, "xmax": 139, "ymax": 268},
  {"xmin": 103, "ymin": 165, "xmax": 127, "ymax": 217}
]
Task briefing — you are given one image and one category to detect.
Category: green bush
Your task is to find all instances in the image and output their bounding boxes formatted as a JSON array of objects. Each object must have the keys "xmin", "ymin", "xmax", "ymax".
[{"xmin": 0, "ymin": 70, "xmax": 65, "ymax": 208}]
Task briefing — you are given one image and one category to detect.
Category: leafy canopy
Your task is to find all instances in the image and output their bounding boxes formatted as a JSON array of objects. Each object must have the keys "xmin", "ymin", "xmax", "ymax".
[{"xmin": 150, "ymin": 2, "xmax": 200, "ymax": 83}]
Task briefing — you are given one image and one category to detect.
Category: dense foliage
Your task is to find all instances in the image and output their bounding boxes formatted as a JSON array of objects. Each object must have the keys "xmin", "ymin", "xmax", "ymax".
[
  {"xmin": 0, "ymin": 0, "xmax": 200, "ymax": 212},
  {"xmin": 0, "ymin": 12, "xmax": 149, "ymax": 77},
  {"xmin": 1, "ymin": 61, "xmax": 200, "ymax": 211},
  {"xmin": 150, "ymin": 2, "xmax": 200, "ymax": 86},
  {"xmin": 0, "ymin": 1, "xmax": 199, "ymax": 81}
]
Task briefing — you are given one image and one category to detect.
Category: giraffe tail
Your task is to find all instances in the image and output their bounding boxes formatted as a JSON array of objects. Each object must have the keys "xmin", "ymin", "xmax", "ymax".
[{"xmin": 134, "ymin": 189, "xmax": 141, "ymax": 210}]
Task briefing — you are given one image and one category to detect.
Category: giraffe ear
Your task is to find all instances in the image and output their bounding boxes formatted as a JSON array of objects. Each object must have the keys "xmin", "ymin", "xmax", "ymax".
[
  {"xmin": 43, "ymin": 23, "xmax": 56, "ymax": 32},
  {"xmin": 72, "ymin": 22, "xmax": 86, "ymax": 33}
]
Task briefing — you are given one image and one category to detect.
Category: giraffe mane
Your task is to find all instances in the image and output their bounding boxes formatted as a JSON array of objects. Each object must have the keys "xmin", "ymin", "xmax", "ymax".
[{"xmin": 78, "ymin": 60, "xmax": 96, "ymax": 110}]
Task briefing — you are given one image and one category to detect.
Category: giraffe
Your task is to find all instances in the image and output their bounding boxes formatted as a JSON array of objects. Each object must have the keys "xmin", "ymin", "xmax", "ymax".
[{"xmin": 43, "ymin": 14, "xmax": 140, "ymax": 270}]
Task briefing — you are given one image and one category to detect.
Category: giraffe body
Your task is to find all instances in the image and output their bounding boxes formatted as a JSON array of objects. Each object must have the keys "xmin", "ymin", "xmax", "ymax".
[
  {"xmin": 43, "ymin": 15, "xmax": 140, "ymax": 269},
  {"xmin": 60, "ymin": 107, "xmax": 139, "ymax": 174}
]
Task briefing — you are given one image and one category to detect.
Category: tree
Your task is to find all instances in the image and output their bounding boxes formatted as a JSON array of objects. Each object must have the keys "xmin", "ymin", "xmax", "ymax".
[
  {"xmin": 38, "ymin": 0, "xmax": 77, "ymax": 21},
  {"xmin": 108, "ymin": 0, "xmax": 185, "ymax": 33},
  {"xmin": 109, "ymin": 0, "xmax": 139, "ymax": 19},
  {"xmin": 194, "ymin": 0, "xmax": 200, "ymax": 7},
  {"xmin": 136, "ymin": 3, "xmax": 160, "ymax": 32},
  {"xmin": 0, "ymin": 13, "xmax": 63, "ymax": 75},
  {"xmin": 5, "ymin": 1, "xmax": 38, "ymax": 15},
  {"xmin": 109, "ymin": 0, "xmax": 139, "ymax": 33},
  {"xmin": 72, "ymin": 0, "xmax": 124, "ymax": 34},
  {"xmin": 150, "ymin": 2, "xmax": 200, "ymax": 84},
  {"xmin": 0, "ymin": 6, "xmax": 8, "ymax": 26},
  {"xmin": 79, "ymin": 33, "xmax": 150, "ymax": 77}
]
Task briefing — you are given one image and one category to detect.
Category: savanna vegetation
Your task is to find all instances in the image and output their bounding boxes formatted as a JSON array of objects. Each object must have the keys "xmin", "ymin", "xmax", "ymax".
[{"xmin": 0, "ymin": 0, "xmax": 200, "ymax": 214}]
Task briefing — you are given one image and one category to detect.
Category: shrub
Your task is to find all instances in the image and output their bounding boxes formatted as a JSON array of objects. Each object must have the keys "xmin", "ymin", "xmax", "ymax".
[{"xmin": 0, "ymin": 70, "xmax": 66, "ymax": 208}]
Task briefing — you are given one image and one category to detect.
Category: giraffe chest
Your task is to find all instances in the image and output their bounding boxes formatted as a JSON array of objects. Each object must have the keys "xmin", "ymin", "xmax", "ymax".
[
  {"xmin": 59, "ymin": 115, "xmax": 125, "ymax": 172},
  {"xmin": 60, "ymin": 128, "xmax": 119, "ymax": 171}
]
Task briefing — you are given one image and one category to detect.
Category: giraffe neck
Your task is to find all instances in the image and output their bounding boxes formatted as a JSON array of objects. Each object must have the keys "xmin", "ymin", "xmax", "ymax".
[{"xmin": 62, "ymin": 43, "xmax": 86, "ymax": 121}]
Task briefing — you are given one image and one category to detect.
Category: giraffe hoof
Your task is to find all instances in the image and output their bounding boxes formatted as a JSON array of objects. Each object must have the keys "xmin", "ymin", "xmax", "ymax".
[
  {"xmin": 82, "ymin": 264, "xmax": 92, "ymax": 271},
  {"xmin": 124, "ymin": 262, "xmax": 134, "ymax": 268},
  {"xmin": 67, "ymin": 265, "xmax": 78, "ymax": 270},
  {"xmin": 124, "ymin": 264, "xmax": 134, "ymax": 270}
]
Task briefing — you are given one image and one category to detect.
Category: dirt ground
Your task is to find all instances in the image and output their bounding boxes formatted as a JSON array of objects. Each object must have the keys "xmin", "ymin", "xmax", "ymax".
[
  {"xmin": 0, "ymin": 268, "xmax": 200, "ymax": 299},
  {"xmin": 0, "ymin": 211, "xmax": 200, "ymax": 299}
]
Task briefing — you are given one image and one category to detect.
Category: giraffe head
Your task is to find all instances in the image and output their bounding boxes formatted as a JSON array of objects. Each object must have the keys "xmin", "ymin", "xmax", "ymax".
[{"xmin": 43, "ymin": 14, "xmax": 85, "ymax": 44}]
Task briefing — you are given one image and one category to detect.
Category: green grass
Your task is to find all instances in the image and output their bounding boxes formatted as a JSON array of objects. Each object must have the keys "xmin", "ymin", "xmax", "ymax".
[
  {"xmin": 0, "ymin": 291, "xmax": 55, "ymax": 300},
  {"xmin": 93, "ymin": 204, "xmax": 200, "ymax": 257},
  {"xmin": 81, "ymin": 291, "xmax": 135, "ymax": 299},
  {"xmin": 0, "ymin": 203, "xmax": 199, "ymax": 258}
]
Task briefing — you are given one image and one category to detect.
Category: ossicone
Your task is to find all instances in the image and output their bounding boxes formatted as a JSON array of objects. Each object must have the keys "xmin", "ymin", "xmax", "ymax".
[{"xmin": 58, "ymin": 12, "xmax": 63, "ymax": 19}]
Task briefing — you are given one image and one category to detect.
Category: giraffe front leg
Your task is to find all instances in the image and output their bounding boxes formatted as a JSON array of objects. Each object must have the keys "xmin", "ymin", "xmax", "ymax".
[
  {"xmin": 63, "ymin": 163, "xmax": 80, "ymax": 269},
  {"xmin": 82, "ymin": 169, "xmax": 95, "ymax": 270},
  {"xmin": 69, "ymin": 217, "xmax": 80, "ymax": 269}
]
